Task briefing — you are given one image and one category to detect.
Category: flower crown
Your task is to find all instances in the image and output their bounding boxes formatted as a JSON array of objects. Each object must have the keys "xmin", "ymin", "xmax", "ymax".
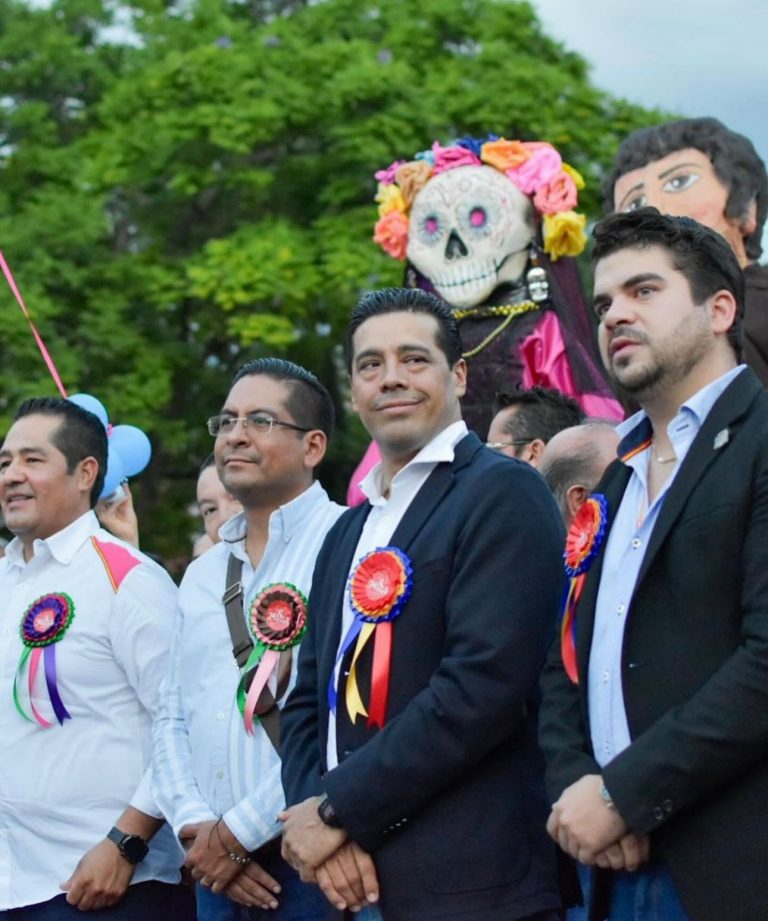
[{"xmin": 373, "ymin": 135, "xmax": 588, "ymax": 264}]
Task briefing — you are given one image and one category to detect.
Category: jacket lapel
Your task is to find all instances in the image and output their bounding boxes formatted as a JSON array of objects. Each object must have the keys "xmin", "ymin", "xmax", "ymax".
[
  {"xmin": 634, "ymin": 368, "xmax": 762, "ymax": 589},
  {"xmin": 388, "ymin": 432, "xmax": 481, "ymax": 551}
]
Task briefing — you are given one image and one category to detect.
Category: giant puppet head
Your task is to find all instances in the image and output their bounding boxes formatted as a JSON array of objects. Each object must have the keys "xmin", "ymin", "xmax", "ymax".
[
  {"xmin": 373, "ymin": 137, "xmax": 589, "ymax": 309},
  {"xmin": 604, "ymin": 117, "xmax": 767, "ymax": 267}
]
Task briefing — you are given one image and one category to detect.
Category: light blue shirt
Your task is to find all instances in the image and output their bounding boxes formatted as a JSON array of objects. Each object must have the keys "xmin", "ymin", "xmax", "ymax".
[
  {"xmin": 152, "ymin": 481, "xmax": 345, "ymax": 851},
  {"xmin": 588, "ymin": 365, "xmax": 745, "ymax": 767}
]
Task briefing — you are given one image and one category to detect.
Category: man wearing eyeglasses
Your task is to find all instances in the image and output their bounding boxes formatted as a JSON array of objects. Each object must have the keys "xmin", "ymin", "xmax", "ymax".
[
  {"xmin": 153, "ymin": 358, "xmax": 345, "ymax": 921},
  {"xmin": 486, "ymin": 387, "xmax": 585, "ymax": 466}
]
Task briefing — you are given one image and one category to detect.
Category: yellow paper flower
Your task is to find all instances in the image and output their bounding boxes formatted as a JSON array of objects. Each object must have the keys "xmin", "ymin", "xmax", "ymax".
[
  {"xmin": 542, "ymin": 211, "xmax": 587, "ymax": 261},
  {"xmin": 375, "ymin": 183, "xmax": 407, "ymax": 217},
  {"xmin": 562, "ymin": 163, "xmax": 586, "ymax": 191}
]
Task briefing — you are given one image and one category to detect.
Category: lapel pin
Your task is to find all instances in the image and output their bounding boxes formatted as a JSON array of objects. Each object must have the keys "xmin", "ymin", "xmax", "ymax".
[{"xmin": 713, "ymin": 428, "xmax": 730, "ymax": 450}]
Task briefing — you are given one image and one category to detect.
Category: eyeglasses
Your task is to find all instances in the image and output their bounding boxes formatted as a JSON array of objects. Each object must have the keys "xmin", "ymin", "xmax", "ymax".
[
  {"xmin": 485, "ymin": 439, "xmax": 533, "ymax": 451},
  {"xmin": 207, "ymin": 412, "xmax": 312, "ymax": 437}
]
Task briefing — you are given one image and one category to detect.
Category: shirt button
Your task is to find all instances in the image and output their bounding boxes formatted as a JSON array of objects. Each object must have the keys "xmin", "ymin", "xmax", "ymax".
[
  {"xmin": 603, "ymin": 742, "xmax": 611, "ymax": 753},
  {"xmin": 217, "ymin": 712, "xmax": 226, "ymax": 721},
  {"xmin": 602, "ymin": 670, "xmax": 609, "ymax": 683},
  {"xmin": 216, "ymin": 770, "xmax": 224, "ymax": 779},
  {"xmin": 631, "ymin": 538, "xmax": 641, "ymax": 549},
  {"xmin": 617, "ymin": 604, "xmax": 626, "ymax": 615}
]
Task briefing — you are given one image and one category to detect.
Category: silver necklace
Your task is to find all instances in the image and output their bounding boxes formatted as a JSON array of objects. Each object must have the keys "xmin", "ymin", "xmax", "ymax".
[{"xmin": 652, "ymin": 438, "xmax": 676, "ymax": 464}]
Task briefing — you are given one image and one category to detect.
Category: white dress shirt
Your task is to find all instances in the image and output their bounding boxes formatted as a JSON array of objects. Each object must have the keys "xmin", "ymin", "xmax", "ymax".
[
  {"xmin": 589, "ymin": 365, "xmax": 745, "ymax": 766},
  {"xmin": 0, "ymin": 511, "xmax": 180, "ymax": 910},
  {"xmin": 152, "ymin": 481, "xmax": 345, "ymax": 852},
  {"xmin": 326, "ymin": 420, "xmax": 468, "ymax": 770}
]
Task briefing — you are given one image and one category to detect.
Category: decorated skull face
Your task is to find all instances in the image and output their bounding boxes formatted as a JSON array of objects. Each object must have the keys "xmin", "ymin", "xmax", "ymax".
[{"xmin": 406, "ymin": 166, "xmax": 535, "ymax": 308}]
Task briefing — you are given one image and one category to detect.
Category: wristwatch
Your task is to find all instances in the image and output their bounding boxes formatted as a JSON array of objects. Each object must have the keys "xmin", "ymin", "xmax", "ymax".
[
  {"xmin": 107, "ymin": 826, "xmax": 149, "ymax": 864},
  {"xmin": 317, "ymin": 796, "xmax": 343, "ymax": 829}
]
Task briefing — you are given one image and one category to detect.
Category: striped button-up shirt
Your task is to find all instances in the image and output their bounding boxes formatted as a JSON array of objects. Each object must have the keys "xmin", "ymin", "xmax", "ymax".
[{"xmin": 152, "ymin": 481, "xmax": 345, "ymax": 851}]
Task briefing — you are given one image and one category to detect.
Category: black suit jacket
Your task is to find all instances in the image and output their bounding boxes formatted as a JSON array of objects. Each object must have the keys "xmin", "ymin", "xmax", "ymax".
[
  {"xmin": 539, "ymin": 368, "xmax": 768, "ymax": 921},
  {"xmin": 282, "ymin": 432, "xmax": 571, "ymax": 920}
]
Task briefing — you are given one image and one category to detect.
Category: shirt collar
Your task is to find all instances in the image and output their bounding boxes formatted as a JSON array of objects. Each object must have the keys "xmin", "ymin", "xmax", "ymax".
[
  {"xmin": 361, "ymin": 420, "xmax": 468, "ymax": 503},
  {"xmin": 218, "ymin": 480, "xmax": 331, "ymax": 546},
  {"xmin": 4, "ymin": 510, "xmax": 99, "ymax": 569},
  {"xmin": 616, "ymin": 364, "xmax": 746, "ymax": 463}
]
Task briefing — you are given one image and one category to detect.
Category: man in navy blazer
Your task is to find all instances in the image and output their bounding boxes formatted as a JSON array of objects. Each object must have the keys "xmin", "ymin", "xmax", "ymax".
[
  {"xmin": 279, "ymin": 287, "xmax": 571, "ymax": 920},
  {"xmin": 539, "ymin": 209, "xmax": 768, "ymax": 921}
]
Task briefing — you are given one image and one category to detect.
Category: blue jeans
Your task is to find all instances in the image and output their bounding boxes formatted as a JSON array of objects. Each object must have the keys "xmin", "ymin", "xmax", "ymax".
[
  {"xmin": 576, "ymin": 863, "xmax": 691, "ymax": 921},
  {"xmin": 0, "ymin": 882, "xmax": 191, "ymax": 920},
  {"xmin": 347, "ymin": 908, "xmax": 384, "ymax": 921},
  {"xmin": 196, "ymin": 849, "xmax": 338, "ymax": 921}
]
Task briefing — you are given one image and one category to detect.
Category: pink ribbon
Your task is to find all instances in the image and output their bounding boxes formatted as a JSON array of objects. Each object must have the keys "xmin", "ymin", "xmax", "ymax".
[
  {"xmin": 0, "ymin": 249, "xmax": 68, "ymax": 397},
  {"xmin": 243, "ymin": 649, "xmax": 279, "ymax": 735}
]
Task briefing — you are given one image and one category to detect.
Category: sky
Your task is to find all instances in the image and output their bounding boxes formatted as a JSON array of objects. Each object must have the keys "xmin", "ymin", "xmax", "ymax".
[{"xmin": 532, "ymin": 0, "xmax": 768, "ymax": 256}]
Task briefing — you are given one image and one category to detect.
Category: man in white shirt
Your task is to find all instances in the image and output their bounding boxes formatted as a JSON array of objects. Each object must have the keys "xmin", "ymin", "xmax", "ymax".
[
  {"xmin": 539, "ymin": 209, "xmax": 768, "ymax": 921},
  {"xmin": 280, "ymin": 289, "xmax": 570, "ymax": 920},
  {"xmin": 152, "ymin": 358, "xmax": 345, "ymax": 921},
  {"xmin": 0, "ymin": 397, "xmax": 182, "ymax": 919}
]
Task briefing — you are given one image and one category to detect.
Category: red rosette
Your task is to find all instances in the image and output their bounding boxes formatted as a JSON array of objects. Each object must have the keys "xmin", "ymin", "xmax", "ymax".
[
  {"xmin": 564, "ymin": 493, "xmax": 608, "ymax": 578},
  {"xmin": 20, "ymin": 593, "xmax": 75, "ymax": 648},
  {"xmin": 248, "ymin": 583, "xmax": 307, "ymax": 650},
  {"xmin": 349, "ymin": 548, "xmax": 412, "ymax": 624}
]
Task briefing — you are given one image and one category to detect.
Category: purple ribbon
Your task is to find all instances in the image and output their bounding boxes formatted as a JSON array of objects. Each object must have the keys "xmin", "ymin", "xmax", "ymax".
[
  {"xmin": 44, "ymin": 646, "xmax": 71, "ymax": 725},
  {"xmin": 327, "ymin": 619, "xmax": 363, "ymax": 713}
]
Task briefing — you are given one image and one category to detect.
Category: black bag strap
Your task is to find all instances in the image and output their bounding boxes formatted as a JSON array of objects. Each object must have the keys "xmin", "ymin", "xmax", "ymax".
[{"xmin": 222, "ymin": 554, "xmax": 282, "ymax": 753}]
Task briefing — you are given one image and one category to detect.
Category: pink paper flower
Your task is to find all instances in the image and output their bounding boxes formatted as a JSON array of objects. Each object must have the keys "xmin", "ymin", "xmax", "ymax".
[
  {"xmin": 506, "ymin": 143, "xmax": 563, "ymax": 195},
  {"xmin": 373, "ymin": 211, "xmax": 410, "ymax": 260},
  {"xmin": 431, "ymin": 142, "xmax": 482, "ymax": 175},
  {"xmin": 534, "ymin": 171, "xmax": 579, "ymax": 214}
]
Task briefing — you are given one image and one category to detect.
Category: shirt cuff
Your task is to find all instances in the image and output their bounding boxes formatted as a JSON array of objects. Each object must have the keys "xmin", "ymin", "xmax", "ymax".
[
  {"xmin": 223, "ymin": 803, "xmax": 282, "ymax": 853},
  {"xmin": 130, "ymin": 770, "xmax": 164, "ymax": 819}
]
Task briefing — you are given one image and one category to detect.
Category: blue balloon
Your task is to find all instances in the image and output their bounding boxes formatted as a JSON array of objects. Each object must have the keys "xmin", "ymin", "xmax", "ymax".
[
  {"xmin": 100, "ymin": 444, "xmax": 126, "ymax": 499},
  {"xmin": 109, "ymin": 425, "xmax": 152, "ymax": 477},
  {"xmin": 68, "ymin": 393, "xmax": 109, "ymax": 429}
]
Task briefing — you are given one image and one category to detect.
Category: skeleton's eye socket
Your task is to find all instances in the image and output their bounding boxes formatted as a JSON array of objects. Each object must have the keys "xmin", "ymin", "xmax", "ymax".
[
  {"xmin": 416, "ymin": 214, "xmax": 443, "ymax": 245},
  {"xmin": 469, "ymin": 207, "xmax": 487, "ymax": 228}
]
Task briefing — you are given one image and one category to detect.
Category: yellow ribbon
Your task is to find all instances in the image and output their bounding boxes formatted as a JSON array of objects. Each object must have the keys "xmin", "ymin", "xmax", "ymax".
[{"xmin": 345, "ymin": 622, "xmax": 376, "ymax": 723}]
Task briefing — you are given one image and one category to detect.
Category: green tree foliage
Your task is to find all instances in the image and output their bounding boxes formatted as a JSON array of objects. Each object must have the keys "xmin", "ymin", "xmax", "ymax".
[{"xmin": 0, "ymin": 0, "xmax": 665, "ymax": 560}]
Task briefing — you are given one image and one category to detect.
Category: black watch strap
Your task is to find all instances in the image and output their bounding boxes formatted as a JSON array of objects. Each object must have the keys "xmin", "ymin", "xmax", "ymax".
[
  {"xmin": 107, "ymin": 826, "xmax": 149, "ymax": 865},
  {"xmin": 317, "ymin": 796, "xmax": 343, "ymax": 829}
]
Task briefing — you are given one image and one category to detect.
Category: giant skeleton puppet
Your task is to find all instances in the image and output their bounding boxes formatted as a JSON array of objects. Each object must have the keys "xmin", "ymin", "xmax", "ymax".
[
  {"xmin": 347, "ymin": 136, "xmax": 622, "ymax": 504},
  {"xmin": 605, "ymin": 117, "xmax": 768, "ymax": 386}
]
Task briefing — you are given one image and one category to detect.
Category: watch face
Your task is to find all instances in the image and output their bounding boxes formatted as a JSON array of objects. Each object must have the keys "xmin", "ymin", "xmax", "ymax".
[{"xmin": 122, "ymin": 835, "xmax": 148, "ymax": 862}]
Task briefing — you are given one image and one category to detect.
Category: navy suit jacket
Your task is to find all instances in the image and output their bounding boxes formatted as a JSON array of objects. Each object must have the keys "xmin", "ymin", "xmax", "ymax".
[
  {"xmin": 281, "ymin": 432, "xmax": 571, "ymax": 920},
  {"xmin": 539, "ymin": 368, "xmax": 768, "ymax": 921}
]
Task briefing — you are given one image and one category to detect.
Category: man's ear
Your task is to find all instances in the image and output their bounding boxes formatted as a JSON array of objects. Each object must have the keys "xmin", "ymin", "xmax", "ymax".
[
  {"xmin": 709, "ymin": 289, "xmax": 738, "ymax": 337},
  {"xmin": 77, "ymin": 456, "xmax": 100, "ymax": 499},
  {"xmin": 566, "ymin": 484, "xmax": 588, "ymax": 524},
  {"xmin": 303, "ymin": 430, "xmax": 328, "ymax": 471},
  {"xmin": 525, "ymin": 438, "xmax": 547, "ymax": 468}
]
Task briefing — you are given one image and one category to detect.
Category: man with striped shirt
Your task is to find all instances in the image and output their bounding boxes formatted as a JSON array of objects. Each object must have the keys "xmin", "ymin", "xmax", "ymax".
[{"xmin": 153, "ymin": 359, "xmax": 345, "ymax": 920}]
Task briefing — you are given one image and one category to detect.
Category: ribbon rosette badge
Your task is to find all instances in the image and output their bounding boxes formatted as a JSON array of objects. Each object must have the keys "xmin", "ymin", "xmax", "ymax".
[
  {"xmin": 14, "ymin": 593, "xmax": 76, "ymax": 727},
  {"xmin": 560, "ymin": 494, "xmax": 608, "ymax": 684},
  {"xmin": 329, "ymin": 547, "xmax": 413, "ymax": 729},
  {"xmin": 238, "ymin": 583, "xmax": 307, "ymax": 734}
]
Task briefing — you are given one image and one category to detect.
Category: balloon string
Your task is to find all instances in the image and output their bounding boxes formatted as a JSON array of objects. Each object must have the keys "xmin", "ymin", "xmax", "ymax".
[{"xmin": 0, "ymin": 249, "xmax": 68, "ymax": 398}]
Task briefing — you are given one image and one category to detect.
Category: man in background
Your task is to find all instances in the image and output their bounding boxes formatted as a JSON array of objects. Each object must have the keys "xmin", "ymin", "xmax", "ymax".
[
  {"xmin": 487, "ymin": 386, "xmax": 585, "ymax": 466},
  {"xmin": 538, "ymin": 422, "xmax": 619, "ymax": 527}
]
